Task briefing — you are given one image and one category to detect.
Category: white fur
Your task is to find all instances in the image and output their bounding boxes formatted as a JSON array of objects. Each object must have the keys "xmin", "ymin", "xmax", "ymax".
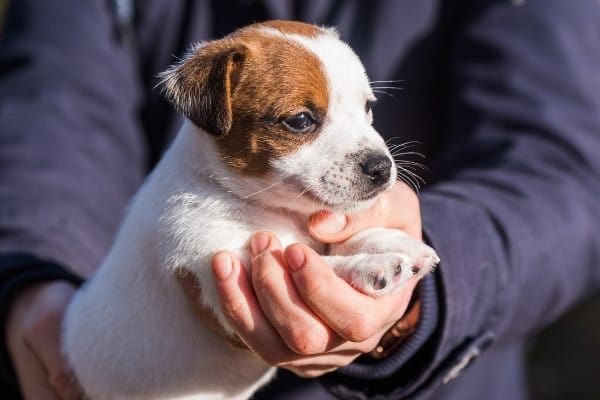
[{"xmin": 63, "ymin": 26, "xmax": 439, "ymax": 400}]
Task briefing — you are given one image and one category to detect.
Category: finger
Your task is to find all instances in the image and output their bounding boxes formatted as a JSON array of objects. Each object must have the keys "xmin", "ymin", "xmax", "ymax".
[
  {"xmin": 308, "ymin": 181, "xmax": 420, "ymax": 242},
  {"xmin": 22, "ymin": 283, "xmax": 84, "ymax": 400},
  {"xmin": 280, "ymin": 348, "xmax": 362, "ymax": 370},
  {"xmin": 211, "ymin": 249, "xmax": 292, "ymax": 364},
  {"xmin": 34, "ymin": 330, "xmax": 84, "ymax": 400},
  {"xmin": 277, "ymin": 331, "xmax": 387, "ymax": 377},
  {"xmin": 11, "ymin": 342, "xmax": 61, "ymax": 400},
  {"xmin": 6, "ymin": 288, "xmax": 62, "ymax": 400},
  {"xmin": 285, "ymin": 364, "xmax": 344, "ymax": 379},
  {"xmin": 248, "ymin": 232, "xmax": 337, "ymax": 355},
  {"xmin": 6, "ymin": 282, "xmax": 84, "ymax": 400},
  {"xmin": 50, "ymin": 373, "xmax": 85, "ymax": 400},
  {"xmin": 275, "ymin": 319, "xmax": 388, "ymax": 374},
  {"xmin": 176, "ymin": 269, "xmax": 226, "ymax": 335},
  {"xmin": 285, "ymin": 244, "xmax": 413, "ymax": 343}
]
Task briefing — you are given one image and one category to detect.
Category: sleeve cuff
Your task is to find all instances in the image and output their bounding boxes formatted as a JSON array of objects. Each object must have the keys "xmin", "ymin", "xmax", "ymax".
[
  {"xmin": 320, "ymin": 272, "xmax": 441, "ymax": 398},
  {"xmin": 321, "ymin": 185, "xmax": 505, "ymax": 399}
]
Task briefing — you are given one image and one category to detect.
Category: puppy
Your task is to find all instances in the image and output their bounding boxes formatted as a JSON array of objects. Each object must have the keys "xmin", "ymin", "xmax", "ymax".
[{"xmin": 63, "ymin": 20, "xmax": 439, "ymax": 400}]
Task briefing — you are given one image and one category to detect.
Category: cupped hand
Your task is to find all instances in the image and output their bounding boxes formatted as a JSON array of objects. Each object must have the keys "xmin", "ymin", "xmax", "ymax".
[
  {"xmin": 198, "ymin": 182, "xmax": 424, "ymax": 377},
  {"xmin": 209, "ymin": 233, "xmax": 418, "ymax": 378},
  {"xmin": 308, "ymin": 181, "xmax": 423, "ymax": 242},
  {"xmin": 6, "ymin": 281, "xmax": 84, "ymax": 400}
]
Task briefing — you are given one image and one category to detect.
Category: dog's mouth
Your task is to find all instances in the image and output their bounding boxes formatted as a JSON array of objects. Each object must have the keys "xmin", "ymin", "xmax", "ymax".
[
  {"xmin": 285, "ymin": 176, "xmax": 384, "ymax": 213},
  {"xmin": 285, "ymin": 178, "xmax": 333, "ymax": 207}
]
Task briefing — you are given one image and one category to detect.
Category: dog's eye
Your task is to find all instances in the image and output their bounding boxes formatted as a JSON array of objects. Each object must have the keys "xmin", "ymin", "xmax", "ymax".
[
  {"xmin": 283, "ymin": 112, "xmax": 316, "ymax": 134},
  {"xmin": 365, "ymin": 100, "xmax": 374, "ymax": 115}
]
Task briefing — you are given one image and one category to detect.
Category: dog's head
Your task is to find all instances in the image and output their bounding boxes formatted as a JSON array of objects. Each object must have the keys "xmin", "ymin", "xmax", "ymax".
[{"xmin": 160, "ymin": 20, "xmax": 396, "ymax": 214}]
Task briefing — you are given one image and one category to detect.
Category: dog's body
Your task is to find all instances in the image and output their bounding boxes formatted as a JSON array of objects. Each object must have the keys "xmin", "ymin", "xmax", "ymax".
[{"xmin": 63, "ymin": 21, "xmax": 439, "ymax": 400}]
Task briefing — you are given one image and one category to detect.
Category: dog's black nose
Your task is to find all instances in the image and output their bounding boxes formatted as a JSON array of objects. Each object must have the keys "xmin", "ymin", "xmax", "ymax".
[{"xmin": 360, "ymin": 155, "xmax": 392, "ymax": 186}]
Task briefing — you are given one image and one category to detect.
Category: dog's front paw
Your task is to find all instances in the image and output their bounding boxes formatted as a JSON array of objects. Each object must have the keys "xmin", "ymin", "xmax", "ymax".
[
  {"xmin": 351, "ymin": 252, "xmax": 416, "ymax": 296},
  {"xmin": 332, "ymin": 227, "xmax": 440, "ymax": 274},
  {"xmin": 326, "ymin": 228, "xmax": 440, "ymax": 297},
  {"xmin": 407, "ymin": 241, "xmax": 440, "ymax": 278},
  {"xmin": 327, "ymin": 252, "xmax": 420, "ymax": 296}
]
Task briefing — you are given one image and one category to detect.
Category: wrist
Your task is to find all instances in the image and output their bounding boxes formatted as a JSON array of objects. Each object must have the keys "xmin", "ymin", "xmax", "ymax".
[{"xmin": 368, "ymin": 290, "xmax": 421, "ymax": 360}]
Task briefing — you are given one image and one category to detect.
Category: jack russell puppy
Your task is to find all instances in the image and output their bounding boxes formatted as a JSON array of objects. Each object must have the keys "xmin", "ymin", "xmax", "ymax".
[{"xmin": 63, "ymin": 20, "xmax": 440, "ymax": 400}]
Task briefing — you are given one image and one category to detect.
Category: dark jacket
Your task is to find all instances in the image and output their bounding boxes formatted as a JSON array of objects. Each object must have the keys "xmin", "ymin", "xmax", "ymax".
[{"xmin": 1, "ymin": 0, "xmax": 600, "ymax": 399}]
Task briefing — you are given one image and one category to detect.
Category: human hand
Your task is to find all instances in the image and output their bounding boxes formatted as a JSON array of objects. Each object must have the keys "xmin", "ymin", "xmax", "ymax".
[
  {"xmin": 6, "ymin": 281, "xmax": 84, "ymax": 400},
  {"xmin": 308, "ymin": 181, "xmax": 423, "ymax": 242},
  {"xmin": 205, "ymin": 182, "xmax": 423, "ymax": 377}
]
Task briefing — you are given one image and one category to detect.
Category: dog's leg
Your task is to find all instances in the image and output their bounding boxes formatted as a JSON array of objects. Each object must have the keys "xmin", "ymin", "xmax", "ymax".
[{"xmin": 324, "ymin": 228, "xmax": 439, "ymax": 296}]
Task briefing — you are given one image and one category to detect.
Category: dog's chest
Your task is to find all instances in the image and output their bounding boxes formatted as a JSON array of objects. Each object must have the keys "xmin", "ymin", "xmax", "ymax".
[{"xmin": 245, "ymin": 206, "xmax": 323, "ymax": 252}]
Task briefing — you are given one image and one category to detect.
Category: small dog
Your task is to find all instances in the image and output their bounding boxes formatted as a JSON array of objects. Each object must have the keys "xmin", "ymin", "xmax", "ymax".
[{"xmin": 63, "ymin": 21, "xmax": 439, "ymax": 400}]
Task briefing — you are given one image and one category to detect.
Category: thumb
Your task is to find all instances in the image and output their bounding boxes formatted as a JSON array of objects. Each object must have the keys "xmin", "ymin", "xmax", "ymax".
[
  {"xmin": 308, "ymin": 197, "xmax": 387, "ymax": 243},
  {"xmin": 308, "ymin": 182, "xmax": 421, "ymax": 242}
]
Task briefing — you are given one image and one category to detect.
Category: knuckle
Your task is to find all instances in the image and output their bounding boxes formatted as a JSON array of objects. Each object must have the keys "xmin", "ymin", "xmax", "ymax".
[
  {"xmin": 255, "ymin": 274, "xmax": 279, "ymax": 297},
  {"xmin": 345, "ymin": 329, "xmax": 371, "ymax": 344},
  {"xmin": 216, "ymin": 291, "xmax": 248, "ymax": 330},
  {"xmin": 252, "ymin": 262, "xmax": 281, "ymax": 295},
  {"xmin": 341, "ymin": 314, "xmax": 378, "ymax": 343},
  {"xmin": 222, "ymin": 299, "xmax": 247, "ymax": 328},
  {"xmin": 285, "ymin": 326, "xmax": 327, "ymax": 355},
  {"xmin": 301, "ymin": 278, "xmax": 331, "ymax": 305}
]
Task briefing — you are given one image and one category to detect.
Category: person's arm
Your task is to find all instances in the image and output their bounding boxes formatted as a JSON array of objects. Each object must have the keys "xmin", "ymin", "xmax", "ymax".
[
  {"xmin": 0, "ymin": 0, "xmax": 147, "ymax": 273},
  {"xmin": 0, "ymin": 0, "xmax": 149, "ymax": 397},
  {"xmin": 203, "ymin": 1, "xmax": 600, "ymax": 399},
  {"xmin": 322, "ymin": 0, "xmax": 600, "ymax": 398}
]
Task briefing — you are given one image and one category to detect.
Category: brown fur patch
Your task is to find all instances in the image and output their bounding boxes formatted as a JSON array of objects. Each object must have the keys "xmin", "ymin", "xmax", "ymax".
[
  {"xmin": 213, "ymin": 23, "xmax": 330, "ymax": 175},
  {"xmin": 161, "ymin": 21, "xmax": 332, "ymax": 175},
  {"xmin": 257, "ymin": 20, "xmax": 328, "ymax": 38}
]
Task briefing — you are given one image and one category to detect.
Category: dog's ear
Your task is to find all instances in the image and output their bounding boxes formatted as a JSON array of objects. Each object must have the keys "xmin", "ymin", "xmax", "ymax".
[{"xmin": 159, "ymin": 42, "xmax": 248, "ymax": 136}]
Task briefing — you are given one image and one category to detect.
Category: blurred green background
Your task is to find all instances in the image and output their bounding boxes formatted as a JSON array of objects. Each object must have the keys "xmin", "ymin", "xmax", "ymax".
[{"xmin": 0, "ymin": 0, "xmax": 598, "ymax": 398}]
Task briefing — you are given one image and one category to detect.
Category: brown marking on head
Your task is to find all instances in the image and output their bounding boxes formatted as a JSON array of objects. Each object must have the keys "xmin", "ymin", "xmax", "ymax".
[
  {"xmin": 160, "ymin": 21, "xmax": 332, "ymax": 176},
  {"xmin": 257, "ymin": 20, "xmax": 333, "ymax": 38}
]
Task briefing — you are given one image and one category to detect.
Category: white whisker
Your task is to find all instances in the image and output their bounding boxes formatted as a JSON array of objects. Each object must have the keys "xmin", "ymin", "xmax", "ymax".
[
  {"xmin": 391, "ymin": 150, "xmax": 426, "ymax": 159},
  {"xmin": 369, "ymin": 79, "xmax": 404, "ymax": 84},
  {"xmin": 289, "ymin": 186, "xmax": 311, "ymax": 209},
  {"xmin": 372, "ymin": 90, "xmax": 394, "ymax": 97},
  {"xmin": 387, "ymin": 140, "xmax": 423, "ymax": 149},
  {"xmin": 396, "ymin": 166, "xmax": 426, "ymax": 192},
  {"xmin": 395, "ymin": 160, "xmax": 428, "ymax": 170},
  {"xmin": 242, "ymin": 181, "xmax": 283, "ymax": 199},
  {"xmin": 370, "ymin": 86, "xmax": 404, "ymax": 91}
]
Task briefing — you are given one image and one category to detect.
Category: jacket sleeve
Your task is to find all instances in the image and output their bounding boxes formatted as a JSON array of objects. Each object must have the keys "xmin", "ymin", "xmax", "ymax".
[
  {"xmin": 326, "ymin": 0, "xmax": 600, "ymax": 398},
  {"xmin": 0, "ymin": 0, "xmax": 148, "ymax": 275},
  {"xmin": 0, "ymin": 1, "xmax": 152, "ymax": 394}
]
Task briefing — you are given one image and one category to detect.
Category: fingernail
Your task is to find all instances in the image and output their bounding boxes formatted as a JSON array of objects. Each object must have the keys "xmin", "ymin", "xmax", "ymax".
[
  {"xmin": 250, "ymin": 232, "xmax": 270, "ymax": 256},
  {"xmin": 313, "ymin": 212, "xmax": 347, "ymax": 236},
  {"xmin": 285, "ymin": 246, "xmax": 306, "ymax": 272},
  {"xmin": 213, "ymin": 253, "xmax": 233, "ymax": 281}
]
